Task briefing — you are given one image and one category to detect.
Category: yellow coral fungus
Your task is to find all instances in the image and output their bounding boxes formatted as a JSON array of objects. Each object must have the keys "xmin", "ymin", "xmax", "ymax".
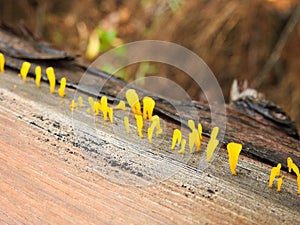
[
  {"xmin": 108, "ymin": 107, "xmax": 113, "ymax": 123},
  {"xmin": 206, "ymin": 126, "xmax": 219, "ymax": 162},
  {"xmin": 35, "ymin": 66, "xmax": 41, "ymax": 88},
  {"xmin": 114, "ymin": 100, "xmax": 126, "ymax": 110},
  {"xmin": 151, "ymin": 115, "xmax": 162, "ymax": 137},
  {"xmin": 99, "ymin": 96, "xmax": 109, "ymax": 121},
  {"xmin": 126, "ymin": 89, "xmax": 142, "ymax": 115},
  {"xmin": 297, "ymin": 176, "xmax": 300, "ymax": 195},
  {"xmin": 171, "ymin": 129, "xmax": 182, "ymax": 150},
  {"xmin": 87, "ymin": 108, "xmax": 91, "ymax": 114},
  {"xmin": 46, "ymin": 67, "xmax": 56, "ymax": 93},
  {"xmin": 20, "ymin": 61, "xmax": 31, "ymax": 82},
  {"xmin": 88, "ymin": 97, "xmax": 95, "ymax": 112},
  {"xmin": 291, "ymin": 163, "xmax": 300, "ymax": 176},
  {"xmin": 135, "ymin": 114, "xmax": 143, "ymax": 138},
  {"xmin": 78, "ymin": 96, "xmax": 83, "ymax": 108},
  {"xmin": 93, "ymin": 102, "xmax": 99, "ymax": 116},
  {"xmin": 58, "ymin": 77, "xmax": 66, "ymax": 97},
  {"xmin": 70, "ymin": 99, "xmax": 78, "ymax": 112},
  {"xmin": 147, "ymin": 124, "xmax": 155, "ymax": 144},
  {"xmin": 189, "ymin": 129, "xmax": 199, "ymax": 153},
  {"xmin": 0, "ymin": 53, "xmax": 5, "ymax": 73},
  {"xmin": 188, "ymin": 120, "xmax": 196, "ymax": 131},
  {"xmin": 124, "ymin": 116, "xmax": 130, "ymax": 133},
  {"xmin": 227, "ymin": 142, "xmax": 243, "ymax": 175},
  {"xmin": 268, "ymin": 163, "xmax": 281, "ymax": 188},
  {"xmin": 143, "ymin": 96, "xmax": 155, "ymax": 120},
  {"xmin": 178, "ymin": 139, "xmax": 186, "ymax": 158},
  {"xmin": 287, "ymin": 157, "xmax": 293, "ymax": 173},
  {"xmin": 277, "ymin": 176, "xmax": 284, "ymax": 192}
]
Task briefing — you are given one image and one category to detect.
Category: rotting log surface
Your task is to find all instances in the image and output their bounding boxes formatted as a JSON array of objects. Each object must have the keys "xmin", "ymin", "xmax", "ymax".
[
  {"xmin": 0, "ymin": 25, "xmax": 300, "ymax": 224},
  {"xmin": 0, "ymin": 67, "xmax": 299, "ymax": 224}
]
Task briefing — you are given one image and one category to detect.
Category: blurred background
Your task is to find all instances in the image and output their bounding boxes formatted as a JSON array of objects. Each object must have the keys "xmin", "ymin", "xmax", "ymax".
[{"xmin": 0, "ymin": 0, "xmax": 299, "ymax": 128}]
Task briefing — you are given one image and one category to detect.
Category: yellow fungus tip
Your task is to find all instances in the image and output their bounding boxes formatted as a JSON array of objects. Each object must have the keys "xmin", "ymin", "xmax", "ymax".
[
  {"xmin": 143, "ymin": 96, "xmax": 155, "ymax": 120},
  {"xmin": 227, "ymin": 142, "xmax": 242, "ymax": 175},
  {"xmin": 188, "ymin": 120, "xmax": 195, "ymax": 131},
  {"xmin": 70, "ymin": 99, "xmax": 78, "ymax": 112},
  {"xmin": 126, "ymin": 89, "xmax": 142, "ymax": 115},
  {"xmin": 35, "ymin": 66, "xmax": 41, "ymax": 88},
  {"xmin": 0, "ymin": 53, "xmax": 5, "ymax": 73},
  {"xmin": 58, "ymin": 77, "xmax": 67, "ymax": 97},
  {"xmin": 46, "ymin": 67, "xmax": 56, "ymax": 94},
  {"xmin": 78, "ymin": 96, "xmax": 83, "ymax": 108},
  {"xmin": 206, "ymin": 126, "xmax": 219, "ymax": 162},
  {"xmin": 20, "ymin": 61, "xmax": 31, "ymax": 82},
  {"xmin": 171, "ymin": 129, "xmax": 182, "ymax": 150}
]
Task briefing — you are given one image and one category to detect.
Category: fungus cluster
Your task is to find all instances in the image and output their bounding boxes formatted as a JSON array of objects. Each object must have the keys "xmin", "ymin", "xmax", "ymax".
[{"xmin": 0, "ymin": 51, "xmax": 299, "ymax": 196}]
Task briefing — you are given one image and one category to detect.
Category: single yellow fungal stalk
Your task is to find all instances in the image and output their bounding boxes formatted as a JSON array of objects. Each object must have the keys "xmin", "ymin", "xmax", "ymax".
[
  {"xmin": 171, "ymin": 129, "xmax": 182, "ymax": 150},
  {"xmin": 0, "ymin": 53, "xmax": 5, "ymax": 73},
  {"xmin": 88, "ymin": 97, "xmax": 95, "ymax": 112},
  {"xmin": 70, "ymin": 99, "xmax": 77, "ymax": 112},
  {"xmin": 87, "ymin": 108, "xmax": 91, "ymax": 114},
  {"xmin": 108, "ymin": 107, "xmax": 113, "ymax": 123},
  {"xmin": 147, "ymin": 124, "xmax": 155, "ymax": 144},
  {"xmin": 143, "ymin": 96, "xmax": 155, "ymax": 120},
  {"xmin": 99, "ymin": 96, "xmax": 109, "ymax": 121},
  {"xmin": 206, "ymin": 126, "xmax": 219, "ymax": 162},
  {"xmin": 124, "ymin": 116, "xmax": 130, "ymax": 133},
  {"xmin": 46, "ymin": 67, "xmax": 56, "ymax": 93},
  {"xmin": 227, "ymin": 142, "xmax": 243, "ymax": 175},
  {"xmin": 287, "ymin": 157, "xmax": 293, "ymax": 173},
  {"xmin": 58, "ymin": 77, "xmax": 66, "ymax": 97},
  {"xmin": 126, "ymin": 89, "xmax": 142, "ymax": 115},
  {"xmin": 78, "ymin": 96, "xmax": 83, "ymax": 108},
  {"xmin": 114, "ymin": 100, "xmax": 126, "ymax": 110},
  {"xmin": 277, "ymin": 176, "xmax": 284, "ymax": 192},
  {"xmin": 268, "ymin": 163, "xmax": 281, "ymax": 188},
  {"xmin": 135, "ymin": 114, "xmax": 143, "ymax": 138},
  {"xmin": 189, "ymin": 129, "xmax": 199, "ymax": 153},
  {"xmin": 297, "ymin": 176, "xmax": 300, "ymax": 195},
  {"xmin": 291, "ymin": 163, "xmax": 299, "ymax": 176},
  {"xmin": 93, "ymin": 102, "xmax": 99, "ymax": 116},
  {"xmin": 178, "ymin": 139, "xmax": 186, "ymax": 158},
  {"xmin": 188, "ymin": 120, "xmax": 196, "ymax": 131},
  {"xmin": 35, "ymin": 66, "xmax": 41, "ymax": 88},
  {"xmin": 20, "ymin": 61, "xmax": 31, "ymax": 82},
  {"xmin": 151, "ymin": 115, "xmax": 163, "ymax": 137},
  {"xmin": 197, "ymin": 123, "xmax": 202, "ymax": 150}
]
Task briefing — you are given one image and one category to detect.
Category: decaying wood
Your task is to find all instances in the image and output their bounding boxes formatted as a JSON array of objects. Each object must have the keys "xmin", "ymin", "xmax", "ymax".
[{"xmin": 0, "ymin": 25, "xmax": 300, "ymax": 224}]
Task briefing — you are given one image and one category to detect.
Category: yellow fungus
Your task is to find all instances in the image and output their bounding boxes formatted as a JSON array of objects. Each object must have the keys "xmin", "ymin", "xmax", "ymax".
[
  {"xmin": 151, "ymin": 115, "xmax": 163, "ymax": 137},
  {"xmin": 0, "ymin": 53, "xmax": 4, "ymax": 73},
  {"xmin": 78, "ymin": 96, "xmax": 83, "ymax": 108},
  {"xmin": 20, "ymin": 61, "xmax": 31, "ymax": 82},
  {"xmin": 297, "ymin": 176, "xmax": 300, "ymax": 195},
  {"xmin": 35, "ymin": 66, "xmax": 41, "ymax": 88},
  {"xmin": 93, "ymin": 102, "xmax": 99, "ymax": 116},
  {"xmin": 114, "ymin": 100, "xmax": 126, "ymax": 110},
  {"xmin": 227, "ymin": 142, "xmax": 243, "ymax": 175},
  {"xmin": 124, "ymin": 116, "xmax": 130, "ymax": 133},
  {"xmin": 126, "ymin": 89, "xmax": 142, "ymax": 115},
  {"xmin": 291, "ymin": 163, "xmax": 300, "ymax": 176},
  {"xmin": 143, "ymin": 96, "xmax": 155, "ymax": 120},
  {"xmin": 13, "ymin": 84, "xmax": 17, "ymax": 89},
  {"xmin": 88, "ymin": 97, "xmax": 95, "ymax": 112},
  {"xmin": 197, "ymin": 123, "xmax": 202, "ymax": 151},
  {"xmin": 188, "ymin": 119, "xmax": 196, "ymax": 131},
  {"xmin": 87, "ymin": 108, "xmax": 91, "ymax": 114},
  {"xmin": 46, "ymin": 67, "xmax": 56, "ymax": 93},
  {"xmin": 70, "ymin": 99, "xmax": 78, "ymax": 112},
  {"xmin": 147, "ymin": 124, "xmax": 155, "ymax": 144},
  {"xmin": 135, "ymin": 114, "xmax": 143, "ymax": 138},
  {"xmin": 277, "ymin": 176, "xmax": 284, "ymax": 192},
  {"xmin": 206, "ymin": 126, "xmax": 219, "ymax": 162},
  {"xmin": 287, "ymin": 157, "xmax": 293, "ymax": 173},
  {"xmin": 100, "ymin": 96, "xmax": 108, "ymax": 109},
  {"xmin": 58, "ymin": 77, "xmax": 66, "ymax": 97},
  {"xmin": 189, "ymin": 129, "xmax": 199, "ymax": 153},
  {"xmin": 178, "ymin": 139, "xmax": 186, "ymax": 158},
  {"xmin": 269, "ymin": 163, "xmax": 281, "ymax": 188},
  {"xmin": 171, "ymin": 129, "xmax": 182, "ymax": 150},
  {"xmin": 108, "ymin": 107, "xmax": 113, "ymax": 123}
]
